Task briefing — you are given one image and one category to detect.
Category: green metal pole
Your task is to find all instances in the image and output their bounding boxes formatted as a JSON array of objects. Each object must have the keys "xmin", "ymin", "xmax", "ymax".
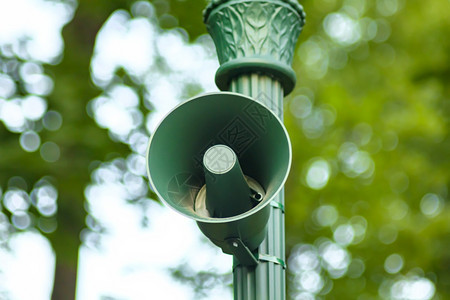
[
  {"xmin": 204, "ymin": 1, "xmax": 305, "ymax": 299},
  {"xmin": 231, "ymin": 75, "xmax": 286, "ymax": 300}
]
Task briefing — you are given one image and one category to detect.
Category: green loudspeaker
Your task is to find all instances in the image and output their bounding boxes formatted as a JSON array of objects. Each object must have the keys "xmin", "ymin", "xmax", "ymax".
[{"xmin": 146, "ymin": 92, "xmax": 291, "ymax": 259}]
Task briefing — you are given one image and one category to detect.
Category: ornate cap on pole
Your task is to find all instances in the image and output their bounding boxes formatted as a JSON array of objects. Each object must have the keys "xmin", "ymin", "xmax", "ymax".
[{"xmin": 204, "ymin": 0, "xmax": 306, "ymax": 95}]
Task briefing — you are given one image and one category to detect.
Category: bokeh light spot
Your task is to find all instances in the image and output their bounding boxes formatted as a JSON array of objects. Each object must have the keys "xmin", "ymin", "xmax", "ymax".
[
  {"xmin": 299, "ymin": 270, "xmax": 324, "ymax": 294},
  {"xmin": 127, "ymin": 131, "xmax": 149, "ymax": 155},
  {"xmin": 420, "ymin": 193, "xmax": 443, "ymax": 218},
  {"xmin": 323, "ymin": 12, "xmax": 361, "ymax": 45},
  {"xmin": 24, "ymin": 73, "xmax": 54, "ymax": 96},
  {"xmin": 33, "ymin": 184, "xmax": 58, "ymax": 217},
  {"xmin": 388, "ymin": 172, "xmax": 409, "ymax": 194},
  {"xmin": 298, "ymin": 38, "xmax": 329, "ymax": 79},
  {"xmin": 126, "ymin": 154, "xmax": 147, "ymax": 177},
  {"xmin": 377, "ymin": 0, "xmax": 400, "ymax": 17},
  {"xmin": 21, "ymin": 95, "xmax": 47, "ymax": 121},
  {"xmin": 306, "ymin": 159, "xmax": 331, "ymax": 190},
  {"xmin": 319, "ymin": 241, "xmax": 350, "ymax": 278},
  {"xmin": 91, "ymin": 95, "xmax": 141, "ymax": 137},
  {"xmin": 347, "ymin": 258, "xmax": 365, "ymax": 278},
  {"xmin": 349, "ymin": 215, "xmax": 367, "ymax": 244},
  {"xmin": 290, "ymin": 95, "xmax": 312, "ymax": 119},
  {"xmin": 0, "ymin": 212, "xmax": 9, "ymax": 243},
  {"xmin": 20, "ymin": 130, "xmax": 41, "ymax": 152},
  {"xmin": 388, "ymin": 198, "xmax": 409, "ymax": 220},
  {"xmin": 110, "ymin": 84, "xmax": 139, "ymax": 108},
  {"xmin": 373, "ymin": 19, "xmax": 391, "ymax": 43},
  {"xmin": 40, "ymin": 141, "xmax": 60, "ymax": 162},
  {"xmin": 20, "ymin": 61, "xmax": 43, "ymax": 81},
  {"xmin": 123, "ymin": 171, "xmax": 147, "ymax": 198},
  {"xmin": 289, "ymin": 244, "xmax": 320, "ymax": 273},
  {"xmin": 378, "ymin": 224, "xmax": 398, "ymax": 244},
  {"xmin": 0, "ymin": 0, "xmax": 76, "ymax": 63},
  {"xmin": 0, "ymin": 99, "xmax": 26, "ymax": 131},
  {"xmin": 3, "ymin": 190, "xmax": 30, "ymax": 213},
  {"xmin": 12, "ymin": 211, "xmax": 31, "ymax": 230},
  {"xmin": 302, "ymin": 109, "xmax": 327, "ymax": 139},
  {"xmin": 91, "ymin": 10, "xmax": 156, "ymax": 86},
  {"xmin": 382, "ymin": 130, "xmax": 398, "ymax": 151},
  {"xmin": 384, "ymin": 253, "xmax": 404, "ymax": 274},
  {"xmin": 314, "ymin": 205, "xmax": 339, "ymax": 227},
  {"xmin": 38, "ymin": 217, "xmax": 57, "ymax": 233},
  {"xmin": 390, "ymin": 277, "xmax": 435, "ymax": 300},
  {"xmin": 8, "ymin": 176, "xmax": 28, "ymax": 190},
  {"xmin": 42, "ymin": 110, "xmax": 63, "ymax": 131},
  {"xmin": 131, "ymin": 1, "xmax": 155, "ymax": 19},
  {"xmin": 361, "ymin": 17, "xmax": 378, "ymax": 41},
  {"xmin": 339, "ymin": 143, "xmax": 375, "ymax": 178},
  {"xmin": 0, "ymin": 74, "xmax": 16, "ymax": 98},
  {"xmin": 352, "ymin": 123, "xmax": 373, "ymax": 146},
  {"xmin": 333, "ymin": 224, "xmax": 355, "ymax": 246}
]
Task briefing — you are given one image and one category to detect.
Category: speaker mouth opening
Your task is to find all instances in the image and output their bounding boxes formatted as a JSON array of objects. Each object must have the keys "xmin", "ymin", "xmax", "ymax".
[
  {"xmin": 194, "ymin": 175, "xmax": 265, "ymax": 219},
  {"xmin": 146, "ymin": 91, "xmax": 292, "ymax": 225}
]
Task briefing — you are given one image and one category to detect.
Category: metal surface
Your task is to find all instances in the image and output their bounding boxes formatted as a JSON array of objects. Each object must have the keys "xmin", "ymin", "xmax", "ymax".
[
  {"xmin": 203, "ymin": 145, "xmax": 254, "ymax": 218},
  {"xmin": 195, "ymin": 175, "xmax": 266, "ymax": 218},
  {"xmin": 204, "ymin": 0, "xmax": 305, "ymax": 298},
  {"xmin": 146, "ymin": 0, "xmax": 305, "ymax": 297},
  {"xmin": 226, "ymin": 238, "xmax": 259, "ymax": 266},
  {"xmin": 231, "ymin": 74, "xmax": 287, "ymax": 300},
  {"xmin": 146, "ymin": 92, "xmax": 291, "ymax": 254},
  {"xmin": 204, "ymin": 0, "xmax": 306, "ymax": 96}
]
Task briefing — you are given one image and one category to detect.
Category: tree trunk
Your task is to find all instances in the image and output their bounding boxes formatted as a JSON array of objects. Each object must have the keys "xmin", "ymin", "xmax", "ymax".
[
  {"xmin": 47, "ymin": 1, "xmax": 131, "ymax": 298},
  {"xmin": 51, "ymin": 255, "xmax": 78, "ymax": 300}
]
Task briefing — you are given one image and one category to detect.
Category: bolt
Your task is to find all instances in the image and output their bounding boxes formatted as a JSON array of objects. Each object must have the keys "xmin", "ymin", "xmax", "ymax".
[
  {"xmin": 253, "ymin": 192, "xmax": 263, "ymax": 201},
  {"xmin": 233, "ymin": 241, "xmax": 239, "ymax": 248}
]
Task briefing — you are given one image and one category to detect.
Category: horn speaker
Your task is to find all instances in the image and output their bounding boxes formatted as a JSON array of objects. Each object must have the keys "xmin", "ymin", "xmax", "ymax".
[{"xmin": 146, "ymin": 92, "xmax": 291, "ymax": 255}]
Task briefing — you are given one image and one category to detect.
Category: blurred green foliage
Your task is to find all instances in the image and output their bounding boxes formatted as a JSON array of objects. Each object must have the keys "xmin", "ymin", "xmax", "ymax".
[{"xmin": 284, "ymin": 0, "xmax": 449, "ymax": 298}]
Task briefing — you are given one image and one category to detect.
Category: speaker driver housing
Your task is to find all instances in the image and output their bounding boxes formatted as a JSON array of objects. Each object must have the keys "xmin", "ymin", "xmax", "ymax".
[{"xmin": 146, "ymin": 92, "xmax": 291, "ymax": 253}]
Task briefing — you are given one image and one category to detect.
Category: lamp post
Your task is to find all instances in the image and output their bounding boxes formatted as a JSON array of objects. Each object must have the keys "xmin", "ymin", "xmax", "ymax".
[
  {"xmin": 203, "ymin": 1, "xmax": 305, "ymax": 299},
  {"xmin": 146, "ymin": 1, "xmax": 305, "ymax": 299}
]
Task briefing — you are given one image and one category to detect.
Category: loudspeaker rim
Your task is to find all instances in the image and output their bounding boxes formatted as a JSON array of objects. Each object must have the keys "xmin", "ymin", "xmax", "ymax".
[{"xmin": 146, "ymin": 91, "xmax": 292, "ymax": 224}]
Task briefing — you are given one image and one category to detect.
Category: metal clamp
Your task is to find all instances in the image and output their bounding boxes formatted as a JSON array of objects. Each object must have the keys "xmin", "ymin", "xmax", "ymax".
[
  {"xmin": 226, "ymin": 238, "xmax": 287, "ymax": 269},
  {"xmin": 258, "ymin": 253, "xmax": 287, "ymax": 269},
  {"xmin": 270, "ymin": 201, "xmax": 285, "ymax": 213},
  {"xmin": 226, "ymin": 238, "xmax": 259, "ymax": 266}
]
